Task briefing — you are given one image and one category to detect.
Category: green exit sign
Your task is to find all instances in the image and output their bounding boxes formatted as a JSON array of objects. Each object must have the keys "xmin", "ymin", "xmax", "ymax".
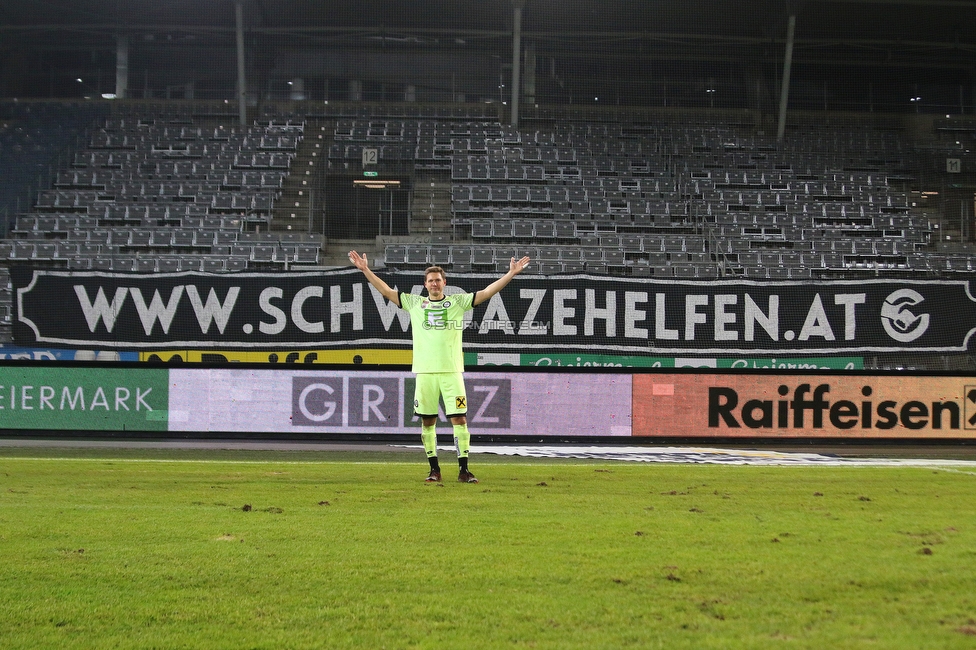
[{"xmin": 363, "ymin": 171, "xmax": 379, "ymax": 177}]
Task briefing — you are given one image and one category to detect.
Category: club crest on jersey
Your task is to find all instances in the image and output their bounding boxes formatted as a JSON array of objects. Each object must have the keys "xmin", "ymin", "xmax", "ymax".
[{"xmin": 443, "ymin": 300, "xmax": 451, "ymax": 308}]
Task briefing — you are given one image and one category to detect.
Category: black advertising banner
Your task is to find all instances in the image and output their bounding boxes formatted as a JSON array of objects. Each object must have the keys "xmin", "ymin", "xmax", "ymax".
[{"xmin": 11, "ymin": 266, "xmax": 976, "ymax": 354}]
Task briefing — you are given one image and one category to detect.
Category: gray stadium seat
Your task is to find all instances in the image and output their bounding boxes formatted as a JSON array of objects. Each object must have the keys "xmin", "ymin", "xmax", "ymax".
[
  {"xmin": 406, "ymin": 246, "xmax": 429, "ymax": 265},
  {"xmin": 384, "ymin": 245, "xmax": 407, "ymax": 264}
]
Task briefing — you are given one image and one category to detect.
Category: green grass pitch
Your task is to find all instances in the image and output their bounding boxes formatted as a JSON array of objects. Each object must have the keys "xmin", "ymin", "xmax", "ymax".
[{"xmin": 1, "ymin": 447, "xmax": 975, "ymax": 649}]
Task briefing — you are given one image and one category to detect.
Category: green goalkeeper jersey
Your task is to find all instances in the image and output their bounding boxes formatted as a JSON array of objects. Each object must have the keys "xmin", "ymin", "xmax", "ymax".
[{"xmin": 400, "ymin": 292, "xmax": 476, "ymax": 374}]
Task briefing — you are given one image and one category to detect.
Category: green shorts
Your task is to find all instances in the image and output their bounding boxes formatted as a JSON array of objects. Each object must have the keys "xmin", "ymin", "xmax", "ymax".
[{"xmin": 414, "ymin": 372, "xmax": 468, "ymax": 417}]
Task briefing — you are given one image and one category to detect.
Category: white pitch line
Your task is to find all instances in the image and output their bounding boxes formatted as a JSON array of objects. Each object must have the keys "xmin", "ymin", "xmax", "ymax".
[
  {"xmin": 2, "ymin": 444, "xmax": 976, "ymax": 470},
  {"xmin": 455, "ymin": 445, "xmax": 976, "ymax": 468}
]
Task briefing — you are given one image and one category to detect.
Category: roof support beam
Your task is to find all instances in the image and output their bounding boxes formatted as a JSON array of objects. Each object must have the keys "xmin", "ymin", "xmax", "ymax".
[
  {"xmin": 114, "ymin": 33, "xmax": 128, "ymax": 99},
  {"xmin": 511, "ymin": 0, "xmax": 525, "ymax": 128},
  {"xmin": 235, "ymin": 0, "xmax": 247, "ymax": 126},
  {"xmin": 777, "ymin": 15, "xmax": 796, "ymax": 143}
]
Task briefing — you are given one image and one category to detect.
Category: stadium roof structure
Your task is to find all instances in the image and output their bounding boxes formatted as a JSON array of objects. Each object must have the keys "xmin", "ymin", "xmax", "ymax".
[{"xmin": 1, "ymin": 0, "xmax": 975, "ymax": 111}]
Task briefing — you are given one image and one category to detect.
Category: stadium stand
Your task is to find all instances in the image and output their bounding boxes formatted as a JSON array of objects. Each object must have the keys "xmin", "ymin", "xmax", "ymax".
[
  {"xmin": 0, "ymin": 102, "xmax": 107, "ymax": 237},
  {"xmin": 309, "ymin": 103, "xmax": 954, "ymax": 280},
  {"xmin": 1, "ymin": 107, "xmax": 320, "ymax": 273},
  {"xmin": 0, "ymin": 101, "xmax": 964, "ymax": 291}
]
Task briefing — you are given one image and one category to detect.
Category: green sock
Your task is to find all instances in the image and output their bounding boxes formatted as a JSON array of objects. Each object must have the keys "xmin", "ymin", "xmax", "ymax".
[
  {"xmin": 453, "ymin": 423, "xmax": 470, "ymax": 459},
  {"xmin": 421, "ymin": 424, "xmax": 437, "ymax": 459}
]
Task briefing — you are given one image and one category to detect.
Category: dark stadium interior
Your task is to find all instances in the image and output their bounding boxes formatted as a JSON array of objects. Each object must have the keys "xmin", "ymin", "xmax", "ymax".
[
  {"xmin": 2, "ymin": 1, "xmax": 974, "ymax": 109},
  {"xmin": 0, "ymin": 1, "xmax": 975, "ymax": 369}
]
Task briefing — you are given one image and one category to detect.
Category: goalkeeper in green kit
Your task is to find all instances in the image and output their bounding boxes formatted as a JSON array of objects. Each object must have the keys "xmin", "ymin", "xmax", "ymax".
[{"xmin": 349, "ymin": 251, "xmax": 530, "ymax": 483}]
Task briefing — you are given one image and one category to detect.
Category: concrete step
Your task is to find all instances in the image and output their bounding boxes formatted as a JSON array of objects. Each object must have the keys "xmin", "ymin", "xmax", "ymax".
[{"xmin": 322, "ymin": 238, "xmax": 377, "ymax": 268}]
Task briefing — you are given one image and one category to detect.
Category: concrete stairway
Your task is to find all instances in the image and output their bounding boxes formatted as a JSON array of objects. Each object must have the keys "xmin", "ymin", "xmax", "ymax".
[
  {"xmin": 410, "ymin": 172, "xmax": 454, "ymax": 241},
  {"xmin": 271, "ymin": 120, "xmax": 329, "ymax": 236}
]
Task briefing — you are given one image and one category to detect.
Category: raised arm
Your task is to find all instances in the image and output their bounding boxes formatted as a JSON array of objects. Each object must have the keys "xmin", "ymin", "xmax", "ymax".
[
  {"xmin": 348, "ymin": 250, "xmax": 400, "ymax": 306},
  {"xmin": 473, "ymin": 256, "xmax": 531, "ymax": 306}
]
